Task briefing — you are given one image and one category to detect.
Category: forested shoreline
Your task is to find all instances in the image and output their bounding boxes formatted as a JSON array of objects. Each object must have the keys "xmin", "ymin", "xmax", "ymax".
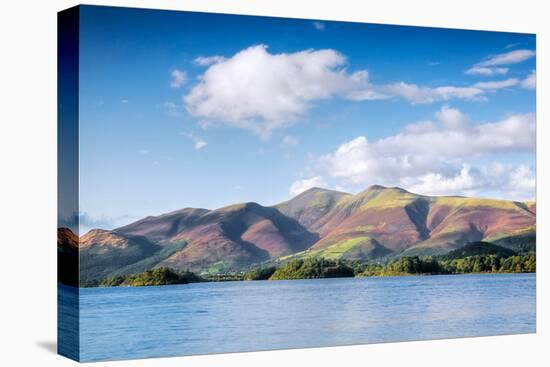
[{"xmin": 81, "ymin": 241, "xmax": 535, "ymax": 287}]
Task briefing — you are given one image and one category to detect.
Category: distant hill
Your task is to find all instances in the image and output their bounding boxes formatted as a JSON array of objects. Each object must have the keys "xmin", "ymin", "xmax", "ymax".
[
  {"xmin": 79, "ymin": 229, "xmax": 162, "ymax": 281},
  {"xmin": 68, "ymin": 185, "xmax": 535, "ymax": 282}
]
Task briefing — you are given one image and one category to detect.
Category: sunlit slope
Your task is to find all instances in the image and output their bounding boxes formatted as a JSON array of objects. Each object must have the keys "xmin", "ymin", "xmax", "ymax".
[
  {"xmin": 79, "ymin": 229, "xmax": 162, "ymax": 281},
  {"xmin": 77, "ymin": 185, "xmax": 535, "ymax": 277},
  {"xmin": 279, "ymin": 186, "xmax": 535, "ymax": 259}
]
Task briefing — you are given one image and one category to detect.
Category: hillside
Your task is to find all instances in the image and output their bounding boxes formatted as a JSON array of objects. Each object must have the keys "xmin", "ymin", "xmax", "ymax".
[
  {"xmin": 72, "ymin": 185, "xmax": 535, "ymax": 282},
  {"xmin": 79, "ymin": 229, "xmax": 162, "ymax": 281},
  {"xmin": 280, "ymin": 186, "xmax": 534, "ymax": 260}
]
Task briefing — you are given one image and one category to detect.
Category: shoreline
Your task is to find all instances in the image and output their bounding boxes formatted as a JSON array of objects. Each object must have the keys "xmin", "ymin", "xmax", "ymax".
[{"xmin": 67, "ymin": 270, "xmax": 536, "ymax": 289}]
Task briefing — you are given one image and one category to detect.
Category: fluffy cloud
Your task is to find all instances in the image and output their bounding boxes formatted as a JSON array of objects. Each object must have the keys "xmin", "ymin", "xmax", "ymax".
[
  {"xmin": 521, "ymin": 70, "xmax": 536, "ymax": 90},
  {"xmin": 375, "ymin": 108, "xmax": 534, "ymax": 157},
  {"xmin": 184, "ymin": 45, "xmax": 533, "ymax": 137},
  {"xmin": 289, "ymin": 176, "xmax": 327, "ymax": 196},
  {"xmin": 406, "ymin": 164, "xmax": 477, "ymax": 196},
  {"xmin": 465, "ymin": 49, "xmax": 535, "ymax": 77},
  {"xmin": 170, "ymin": 69, "xmax": 187, "ymax": 88},
  {"xmin": 317, "ymin": 106, "xmax": 535, "ymax": 199},
  {"xmin": 405, "ymin": 164, "xmax": 535, "ymax": 199},
  {"xmin": 184, "ymin": 45, "xmax": 371, "ymax": 138},
  {"xmin": 507, "ymin": 165, "xmax": 536, "ymax": 199}
]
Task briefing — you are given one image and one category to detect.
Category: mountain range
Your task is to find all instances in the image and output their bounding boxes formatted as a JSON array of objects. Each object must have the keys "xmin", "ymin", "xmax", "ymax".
[{"xmin": 61, "ymin": 185, "xmax": 536, "ymax": 282}]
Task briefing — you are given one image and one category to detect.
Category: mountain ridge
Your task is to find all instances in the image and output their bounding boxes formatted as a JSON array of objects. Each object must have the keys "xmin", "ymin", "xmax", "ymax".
[{"xmin": 72, "ymin": 185, "xmax": 535, "ymax": 280}]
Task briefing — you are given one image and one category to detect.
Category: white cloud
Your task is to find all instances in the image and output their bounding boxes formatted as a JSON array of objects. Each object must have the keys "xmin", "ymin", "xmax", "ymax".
[
  {"xmin": 435, "ymin": 105, "xmax": 470, "ymax": 130},
  {"xmin": 317, "ymin": 107, "xmax": 535, "ymax": 199},
  {"xmin": 465, "ymin": 49, "xmax": 535, "ymax": 77},
  {"xmin": 405, "ymin": 163, "xmax": 535, "ymax": 200},
  {"xmin": 478, "ymin": 49, "xmax": 535, "ymax": 66},
  {"xmin": 182, "ymin": 132, "xmax": 208, "ymax": 150},
  {"xmin": 184, "ymin": 45, "xmax": 532, "ymax": 137},
  {"xmin": 312, "ymin": 21, "xmax": 325, "ymax": 31},
  {"xmin": 282, "ymin": 135, "xmax": 299, "ymax": 146},
  {"xmin": 197, "ymin": 120, "xmax": 218, "ymax": 130},
  {"xmin": 170, "ymin": 69, "xmax": 187, "ymax": 89},
  {"xmin": 465, "ymin": 66, "xmax": 509, "ymax": 76},
  {"xmin": 507, "ymin": 165, "xmax": 536, "ymax": 199},
  {"xmin": 120, "ymin": 99, "xmax": 129, "ymax": 104},
  {"xmin": 194, "ymin": 56, "xmax": 226, "ymax": 66},
  {"xmin": 381, "ymin": 78, "xmax": 520, "ymax": 105},
  {"xmin": 289, "ymin": 176, "xmax": 326, "ymax": 196},
  {"xmin": 521, "ymin": 70, "xmax": 536, "ymax": 90},
  {"xmin": 407, "ymin": 164, "xmax": 476, "ymax": 196},
  {"xmin": 184, "ymin": 45, "xmax": 371, "ymax": 138},
  {"xmin": 194, "ymin": 138, "xmax": 208, "ymax": 150},
  {"xmin": 472, "ymin": 78, "xmax": 519, "ymax": 90},
  {"xmin": 383, "ymin": 82, "xmax": 485, "ymax": 104}
]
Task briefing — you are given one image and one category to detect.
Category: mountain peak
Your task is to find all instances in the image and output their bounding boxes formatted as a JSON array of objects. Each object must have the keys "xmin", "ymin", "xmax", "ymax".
[
  {"xmin": 301, "ymin": 186, "xmax": 324, "ymax": 193},
  {"xmin": 366, "ymin": 184, "xmax": 410, "ymax": 192},
  {"xmin": 217, "ymin": 201, "xmax": 263, "ymax": 213},
  {"xmin": 367, "ymin": 184, "xmax": 387, "ymax": 191},
  {"xmin": 296, "ymin": 186, "xmax": 339, "ymax": 197},
  {"xmin": 281, "ymin": 187, "xmax": 351, "ymax": 206},
  {"xmin": 358, "ymin": 185, "xmax": 412, "ymax": 197}
]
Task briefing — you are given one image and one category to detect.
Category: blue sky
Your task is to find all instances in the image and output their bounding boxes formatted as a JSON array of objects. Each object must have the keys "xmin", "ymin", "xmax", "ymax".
[{"xmin": 76, "ymin": 5, "xmax": 536, "ymax": 231}]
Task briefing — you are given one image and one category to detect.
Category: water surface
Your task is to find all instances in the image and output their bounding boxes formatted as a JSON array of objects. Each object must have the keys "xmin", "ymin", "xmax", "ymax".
[{"xmin": 63, "ymin": 273, "xmax": 535, "ymax": 361}]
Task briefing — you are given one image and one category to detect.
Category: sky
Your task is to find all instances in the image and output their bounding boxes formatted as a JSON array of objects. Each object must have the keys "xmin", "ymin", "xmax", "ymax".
[{"xmin": 76, "ymin": 5, "xmax": 536, "ymax": 232}]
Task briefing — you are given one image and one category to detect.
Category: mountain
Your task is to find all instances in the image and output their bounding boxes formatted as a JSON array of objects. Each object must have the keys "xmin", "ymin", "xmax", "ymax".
[
  {"xmin": 115, "ymin": 207, "xmax": 210, "ymax": 242},
  {"xmin": 115, "ymin": 202, "xmax": 319, "ymax": 274},
  {"xmin": 73, "ymin": 185, "xmax": 535, "ymax": 282},
  {"xmin": 274, "ymin": 187, "xmax": 351, "ymax": 230},
  {"xmin": 280, "ymin": 186, "xmax": 535, "ymax": 259},
  {"xmin": 79, "ymin": 229, "xmax": 162, "ymax": 281}
]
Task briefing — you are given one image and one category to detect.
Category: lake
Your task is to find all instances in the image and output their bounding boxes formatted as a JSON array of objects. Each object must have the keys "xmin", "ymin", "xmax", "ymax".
[{"xmin": 60, "ymin": 273, "xmax": 536, "ymax": 361}]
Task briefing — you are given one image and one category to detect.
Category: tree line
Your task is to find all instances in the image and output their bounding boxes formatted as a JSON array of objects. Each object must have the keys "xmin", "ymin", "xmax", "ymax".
[{"xmin": 82, "ymin": 242, "xmax": 535, "ymax": 287}]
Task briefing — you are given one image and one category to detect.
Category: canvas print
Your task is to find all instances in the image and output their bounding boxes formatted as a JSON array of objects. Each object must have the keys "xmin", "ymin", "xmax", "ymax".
[{"xmin": 58, "ymin": 5, "xmax": 536, "ymax": 362}]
